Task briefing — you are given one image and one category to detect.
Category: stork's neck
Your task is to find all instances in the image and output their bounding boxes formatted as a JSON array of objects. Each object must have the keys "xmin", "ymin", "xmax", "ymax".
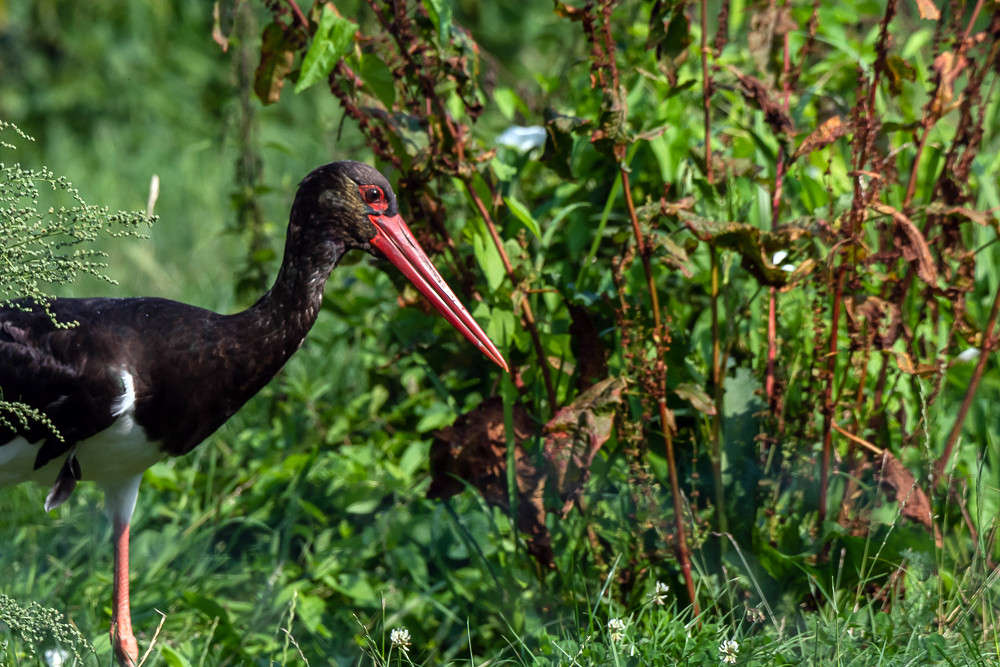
[{"xmin": 239, "ymin": 230, "xmax": 343, "ymax": 356}]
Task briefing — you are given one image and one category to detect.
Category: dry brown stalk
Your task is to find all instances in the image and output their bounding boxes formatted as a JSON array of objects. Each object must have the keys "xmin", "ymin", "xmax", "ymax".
[
  {"xmin": 621, "ymin": 165, "xmax": 699, "ymax": 615},
  {"xmin": 701, "ymin": 0, "xmax": 713, "ymax": 185},
  {"xmin": 766, "ymin": 29, "xmax": 793, "ymax": 408}
]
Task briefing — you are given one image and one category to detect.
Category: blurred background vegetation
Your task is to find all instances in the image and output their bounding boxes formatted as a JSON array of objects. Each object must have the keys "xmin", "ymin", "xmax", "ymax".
[{"xmin": 1, "ymin": 0, "xmax": 999, "ymax": 665}]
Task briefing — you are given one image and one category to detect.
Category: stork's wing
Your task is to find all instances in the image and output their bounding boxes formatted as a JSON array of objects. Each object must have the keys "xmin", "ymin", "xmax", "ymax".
[{"xmin": 0, "ymin": 302, "xmax": 126, "ymax": 506}]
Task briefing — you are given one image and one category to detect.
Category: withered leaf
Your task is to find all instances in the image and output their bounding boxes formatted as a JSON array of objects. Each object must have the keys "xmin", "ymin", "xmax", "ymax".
[
  {"xmin": 929, "ymin": 52, "xmax": 968, "ymax": 119},
  {"xmin": 254, "ymin": 23, "xmax": 296, "ymax": 105},
  {"xmin": 872, "ymin": 203, "xmax": 938, "ymax": 285},
  {"xmin": 681, "ymin": 213, "xmax": 800, "ymax": 286},
  {"xmin": 891, "ymin": 350, "xmax": 939, "ymax": 377},
  {"xmin": 927, "ymin": 203, "xmax": 998, "ymax": 228},
  {"xmin": 876, "ymin": 451, "xmax": 934, "ymax": 532},
  {"xmin": 794, "ymin": 116, "xmax": 851, "ymax": 158},
  {"xmin": 427, "ymin": 398, "xmax": 553, "ymax": 566},
  {"xmin": 674, "ymin": 383, "xmax": 716, "ymax": 415},
  {"xmin": 428, "ymin": 378, "xmax": 625, "ymax": 569},
  {"xmin": 655, "ymin": 235, "xmax": 694, "ymax": 277},
  {"xmin": 885, "ymin": 56, "xmax": 917, "ymax": 97},
  {"xmin": 212, "ymin": 2, "xmax": 230, "ymax": 52},
  {"xmin": 544, "ymin": 377, "xmax": 625, "ymax": 515},
  {"xmin": 915, "ymin": 0, "xmax": 941, "ymax": 20},
  {"xmin": 727, "ymin": 66, "xmax": 795, "ymax": 137}
]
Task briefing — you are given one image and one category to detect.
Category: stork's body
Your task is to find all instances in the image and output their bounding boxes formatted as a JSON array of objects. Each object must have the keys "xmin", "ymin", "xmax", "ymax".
[{"xmin": 0, "ymin": 162, "xmax": 506, "ymax": 666}]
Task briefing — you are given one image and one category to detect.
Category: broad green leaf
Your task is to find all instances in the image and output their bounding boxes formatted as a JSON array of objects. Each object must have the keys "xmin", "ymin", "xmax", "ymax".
[
  {"xmin": 490, "ymin": 156, "xmax": 517, "ymax": 182},
  {"xmin": 487, "ymin": 307, "xmax": 516, "ymax": 351},
  {"xmin": 423, "ymin": 0, "xmax": 453, "ymax": 42},
  {"xmin": 295, "ymin": 5, "xmax": 355, "ymax": 94},
  {"xmin": 359, "ymin": 53, "xmax": 395, "ymax": 108},
  {"xmin": 161, "ymin": 646, "xmax": 192, "ymax": 667},
  {"xmin": 471, "ymin": 216, "xmax": 505, "ymax": 292},
  {"xmin": 504, "ymin": 195, "xmax": 541, "ymax": 239},
  {"xmin": 493, "ymin": 87, "xmax": 529, "ymax": 120}
]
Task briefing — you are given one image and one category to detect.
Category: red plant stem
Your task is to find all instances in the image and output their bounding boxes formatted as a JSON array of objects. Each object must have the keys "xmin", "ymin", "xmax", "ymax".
[
  {"xmin": 766, "ymin": 32, "xmax": 792, "ymax": 407},
  {"xmin": 622, "ymin": 166, "xmax": 699, "ymax": 616},
  {"xmin": 621, "ymin": 169, "xmax": 661, "ymax": 326},
  {"xmin": 701, "ymin": 0, "xmax": 713, "ymax": 185},
  {"xmin": 465, "ymin": 182, "xmax": 558, "ymax": 410},
  {"xmin": 933, "ymin": 282, "xmax": 1000, "ymax": 480},
  {"xmin": 819, "ymin": 267, "xmax": 845, "ymax": 523},
  {"xmin": 963, "ymin": 0, "xmax": 986, "ymax": 43},
  {"xmin": 284, "ymin": 0, "xmax": 309, "ymax": 28},
  {"xmin": 659, "ymin": 399, "xmax": 699, "ymax": 612},
  {"xmin": 766, "ymin": 289, "xmax": 778, "ymax": 403}
]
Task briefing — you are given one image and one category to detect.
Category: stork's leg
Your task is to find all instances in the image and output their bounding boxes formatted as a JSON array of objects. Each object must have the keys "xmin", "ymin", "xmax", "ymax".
[
  {"xmin": 101, "ymin": 475, "xmax": 144, "ymax": 667},
  {"xmin": 112, "ymin": 519, "xmax": 139, "ymax": 666}
]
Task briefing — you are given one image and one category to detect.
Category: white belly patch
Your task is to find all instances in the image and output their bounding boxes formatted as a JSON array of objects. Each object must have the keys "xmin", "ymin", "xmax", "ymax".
[{"xmin": 0, "ymin": 370, "xmax": 163, "ymax": 490}]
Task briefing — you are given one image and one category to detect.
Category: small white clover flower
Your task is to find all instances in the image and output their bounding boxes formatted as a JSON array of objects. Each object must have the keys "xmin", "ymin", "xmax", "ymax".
[
  {"xmin": 719, "ymin": 639, "xmax": 739, "ymax": 664},
  {"xmin": 648, "ymin": 580, "xmax": 669, "ymax": 605},
  {"xmin": 607, "ymin": 618, "xmax": 626, "ymax": 642},
  {"xmin": 391, "ymin": 627, "xmax": 411, "ymax": 652}
]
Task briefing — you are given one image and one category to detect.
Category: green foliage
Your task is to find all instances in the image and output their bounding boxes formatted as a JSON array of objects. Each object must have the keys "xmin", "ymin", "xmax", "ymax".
[
  {"xmin": 0, "ymin": 122, "xmax": 152, "ymax": 319},
  {"xmin": 1, "ymin": 0, "xmax": 1000, "ymax": 665}
]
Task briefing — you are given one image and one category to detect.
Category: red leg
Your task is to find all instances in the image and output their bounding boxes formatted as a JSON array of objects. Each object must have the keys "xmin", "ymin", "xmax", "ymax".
[{"xmin": 111, "ymin": 520, "xmax": 139, "ymax": 666}]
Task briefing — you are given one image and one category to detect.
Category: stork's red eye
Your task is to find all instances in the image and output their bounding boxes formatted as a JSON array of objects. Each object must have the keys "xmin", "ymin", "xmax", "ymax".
[{"xmin": 363, "ymin": 187, "xmax": 383, "ymax": 204}]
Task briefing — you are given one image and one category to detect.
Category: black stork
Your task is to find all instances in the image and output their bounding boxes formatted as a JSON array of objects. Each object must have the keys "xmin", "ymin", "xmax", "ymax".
[{"xmin": 0, "ymin": 161, "xmax": 507, "ymax": 666}]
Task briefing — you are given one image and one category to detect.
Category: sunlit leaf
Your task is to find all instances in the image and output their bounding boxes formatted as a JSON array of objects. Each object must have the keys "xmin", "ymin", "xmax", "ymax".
[{"xmin": 295, "ymin": 5, "xmax": 355, "ymax": 94}]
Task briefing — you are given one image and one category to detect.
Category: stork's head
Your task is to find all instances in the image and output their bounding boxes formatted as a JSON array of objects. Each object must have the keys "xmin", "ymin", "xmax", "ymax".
[{"xmin": 292, "ymin": 161, "xmax": 508, "ymax": 371}]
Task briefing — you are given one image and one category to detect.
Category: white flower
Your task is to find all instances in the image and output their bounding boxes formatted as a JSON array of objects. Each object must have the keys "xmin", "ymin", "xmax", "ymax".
[
  {"xmin": 390, "ymin": 627, "xmax": 411, "ymax": 652},
  {"xmin": 771, "ymin": 251, "xmax": 795, "ymax": 272},
  {"xmin": 607, "ymin": 617, "xmax": 626, "ymax": 641},
  {"xmin": 495, "ymin": 125, "xmax": 547, "ymax": 152},
  {"xmin": 719, "ymin": 639, "xmax": 739, "ymax": 664},
  {"xmin": 648, "ymin": 580, "xmax": 669, "ymax": 605},
  {"xmin": 957, "ymin": 347, "xmax": 980, "ymax": 362},
  {"xmin": 45, "ymin": 649, "xmax": 71, "ymax": 667}
]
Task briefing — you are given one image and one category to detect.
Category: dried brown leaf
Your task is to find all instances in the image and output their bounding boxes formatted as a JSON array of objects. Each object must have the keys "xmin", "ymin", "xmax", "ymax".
[
  {"xmin": 915, "ymin": 0, "xmax": 941, "ymax": 20},
  {"xmin": 254, "ymin": 23, "xmax": 295, "ymax": 105},
  {"xmin": 929, "ymin": 52, "xmax": 968, "ymax": 119},
  {"xmin": 891, "ymin": 350, "xmax": 939, "ymax": 376},
  {"xmin": 876, "ymin": 451, "xmax": 934, "ymax": 532},
  {"xmin": 544, "ymin": 377, "xmax": 626, "ymax": 515},
  {"xmin": 727, "ymin": 66, "xmax": 796, "ymax": 136},
  {"xmin": 427, "ymin": 398, "xmax": 553, "ymax": 565},
  {"xmin": 428, "ymin": 378, "xmax": 626, "ymax": 568},
  {"xmin": 873, "ymin": 203, "xmax": 938, "ymax": 285},
  {"xmin": 794, "ymin": 116, "xmax": 851, "ymax": 158}
]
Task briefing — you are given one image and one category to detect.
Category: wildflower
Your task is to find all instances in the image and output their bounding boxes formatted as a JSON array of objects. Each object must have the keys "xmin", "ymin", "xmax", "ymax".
[
  {"xmin": 648, "ymin": 581, "xmax": 669, "ymax": 605},
  {"xmin": 390, "ymin": 628, "xmax": 411, "ymax": 652},
  {"xmin": 746, "ymin": 606, "xmax": 765, "ymax": 623},
  {"xmin": 495, "ymin": 126, "xmax": 547, "ymax": 152},
  {"xmin": 44, "ymin": 649, "xmax": 71, "ymax": 667},
  {"xmin": 607, "ymin": 618, "xmax": 626, "ymax": 642},
  {"xmin": 719, "ymin": 639, "xmax": 739, "ymax": 664}
]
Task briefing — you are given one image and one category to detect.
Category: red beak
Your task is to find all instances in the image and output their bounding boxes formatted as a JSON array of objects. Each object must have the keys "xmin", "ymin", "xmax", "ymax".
[{"xmin": 370, "ymin": 214, "xmax": 509, "ymax": 372}]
